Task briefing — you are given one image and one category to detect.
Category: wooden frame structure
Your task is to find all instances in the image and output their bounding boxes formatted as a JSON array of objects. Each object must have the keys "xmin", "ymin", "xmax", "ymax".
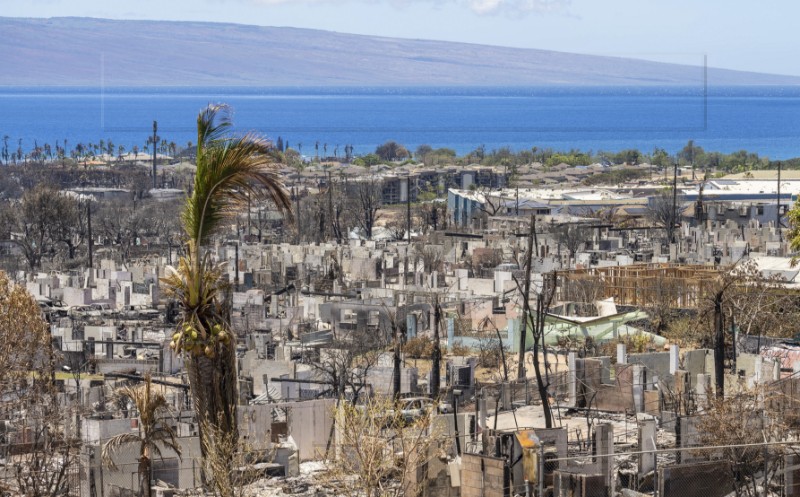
[{"xmin": 558, "ymin": 263, "xmax": 725, "ymax": 309}]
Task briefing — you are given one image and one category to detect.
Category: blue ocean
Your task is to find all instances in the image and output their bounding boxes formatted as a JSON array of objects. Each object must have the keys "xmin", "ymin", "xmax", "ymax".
[{"xmin": 1, "ymin": 85, "xmax": 799, "ymax": 159}]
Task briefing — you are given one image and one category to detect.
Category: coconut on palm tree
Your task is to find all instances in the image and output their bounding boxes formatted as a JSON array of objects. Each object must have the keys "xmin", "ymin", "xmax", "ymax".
[
  {"xmin": 161, "ymin": 104, "xmax": 291, "ymax": 492},
  {"xmin": 102, "ymin": 375, "xmax": 182, "ymax": 497}
]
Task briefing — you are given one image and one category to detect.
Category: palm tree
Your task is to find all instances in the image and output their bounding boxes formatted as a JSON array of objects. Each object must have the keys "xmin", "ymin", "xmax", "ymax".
[
  {"xmin": 161, "ymin": 104, "xmax": 291, "ymax": 492},
  {"xmin": 2, "ymin": 135, "xmax": 9, "ymax": 165},
  {"xmin": 102, "ymin": 375, "xmax": 181, "ymax": 497}
]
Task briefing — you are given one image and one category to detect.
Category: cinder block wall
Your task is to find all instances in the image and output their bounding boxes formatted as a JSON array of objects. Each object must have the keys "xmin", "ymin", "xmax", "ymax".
[{"xmin": 461, "ymin": 453, "xmax": 506, "ymax": 497}]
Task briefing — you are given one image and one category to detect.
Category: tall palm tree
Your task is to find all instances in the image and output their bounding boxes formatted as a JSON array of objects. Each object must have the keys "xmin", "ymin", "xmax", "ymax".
[
  {"xmin": 161, "ymin": 104, "xmax": 291, "ymax": 491},
  {"xmin": 2, "ymin": 135, "xmax": 9, "ymax": 165},
  {"xmin": 102, "ymin": 375, "xmax": 181, "ymax": 497}
]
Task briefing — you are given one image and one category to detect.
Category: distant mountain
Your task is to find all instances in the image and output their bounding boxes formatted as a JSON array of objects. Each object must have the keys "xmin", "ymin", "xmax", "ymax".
[{"xmin": 2, "ymin": 17, "xmax": 799, "ymax": 87}]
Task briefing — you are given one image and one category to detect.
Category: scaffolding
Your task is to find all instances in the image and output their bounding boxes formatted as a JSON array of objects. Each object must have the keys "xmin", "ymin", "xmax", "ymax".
[{"xmin": 558, "ymin": 263, "xmax": 725, "ymax": 309}]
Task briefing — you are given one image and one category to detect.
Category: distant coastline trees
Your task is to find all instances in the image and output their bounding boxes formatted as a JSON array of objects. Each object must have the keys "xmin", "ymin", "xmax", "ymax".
[
  {"xmin": 0, "ymin": 134, "xmax": 793, "ymax": 175},
  {"xmin": 375, "ymin": 140, "xmax": 410, "ymax": 161}
]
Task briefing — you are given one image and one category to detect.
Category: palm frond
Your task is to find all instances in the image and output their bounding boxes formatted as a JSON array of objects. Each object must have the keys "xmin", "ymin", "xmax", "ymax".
[
  {"xmin": 101, "ymin": 432, "xmax": 143, "ymax": 469},
  {"xmin": 160, "ymin": 247, "xmax": 229, "ymax": 310},
  {"xmin": 149, "ymin": 426, "xmax": 183, "ymax": 460},
  {"xmin": 184, "ymin": 133, "xmax": 292, "ymax": 246},
  {"xmin": 103, "ymin": 375, "xmax": 181, "ymax": 471},
  {"xmin": 113, "ymin": 376, "xmax": 169, "ymax": 417},
  {"xmin": 197, "ymin": 104, "xmax": 232, "ymax": 155},
  {"xmin": 114, "ymin": 384, "xmax": 140, "ymax": 404}
]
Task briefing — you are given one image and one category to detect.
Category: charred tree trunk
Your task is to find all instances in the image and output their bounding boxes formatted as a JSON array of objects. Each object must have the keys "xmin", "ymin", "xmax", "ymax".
[
  {"xmin": 393, "ymin": 323, "xmax": 402, "ymax": 400},
  {"xmin": 431, "ymin": 293, "xmax": 441, "ymax": 397},
  {"xmin": 518, "ymin": 215, "xmax": 535, "ymax": 379},
  {"xmin": 531, "ymin": 294, "xmax": 554, "ymax": 428},
  {"xmin": 714, "ymin": 290, "xmax": 725, "ymax": 399}
]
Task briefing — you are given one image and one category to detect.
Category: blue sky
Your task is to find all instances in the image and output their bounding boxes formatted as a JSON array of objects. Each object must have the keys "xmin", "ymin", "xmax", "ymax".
[{"xmin": 2, "ymin": 0, "xmax": 795, "ymax": 76}]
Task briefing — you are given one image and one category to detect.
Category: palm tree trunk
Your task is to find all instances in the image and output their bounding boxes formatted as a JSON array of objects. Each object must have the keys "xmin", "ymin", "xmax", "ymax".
[
  {"xmin": 139, "ymin": 456, "xmax": 151, "ymax": 497},
  {"xmin": 188, "ymin": 342, "xmax": 239, "ymax": 475}
]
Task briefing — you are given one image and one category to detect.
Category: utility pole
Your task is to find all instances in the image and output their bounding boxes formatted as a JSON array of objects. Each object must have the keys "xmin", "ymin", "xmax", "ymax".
[
  {"xmin": 328, "ymin": 171, "xmax": 334, "ymax": 241},
  {"xmin": 671, "ymin": 161, "xmax": 678, "ymax": 244},
  {"xmin": 714, "ymin": 289, "xmax": 725, "ymax": 399},
  {"xmin": 405, "ymin": 174, "xmax": 412, "ymax": 287},
  {"xmin": 87, "ymin": 199, "xmax": 93, "ymax": 269},
  {"xmin": 234, "ymin": 242, "xmax": 239, "ymax": 292},
  {"xmin": 777, "ymin": 161, "xmax": 783, "ymax": 242},
  {"xmin": 294, "ymin": 187, "xmax": 301, "ymax": 244},
  {"xmin": 152, "ymin": 121, "xmax": 158, "ymax": 189},
  {"xmin": 406, "ymin": 175, "xmax": 412, "ymax": 242},
  {"xmin": 393, "ymin": 317, "xmax": 402, "ymax": 400}
]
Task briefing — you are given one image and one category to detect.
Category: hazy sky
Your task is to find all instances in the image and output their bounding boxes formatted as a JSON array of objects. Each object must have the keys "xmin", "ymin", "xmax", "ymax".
[{"xmin": 2, "ymin": 0, "xmax": 794, "ymax": 76}]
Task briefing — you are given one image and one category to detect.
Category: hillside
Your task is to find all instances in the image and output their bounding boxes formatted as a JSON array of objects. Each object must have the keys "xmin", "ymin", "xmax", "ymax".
[{"xmin": 2, "ymin": 17, "xmax": 799, "ymax": 86}]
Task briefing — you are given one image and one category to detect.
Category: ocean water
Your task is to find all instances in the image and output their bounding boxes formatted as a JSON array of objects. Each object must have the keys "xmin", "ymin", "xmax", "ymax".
[{"xmin": 1, "ymin": 85, "xmax": 799, "ymax": 159}]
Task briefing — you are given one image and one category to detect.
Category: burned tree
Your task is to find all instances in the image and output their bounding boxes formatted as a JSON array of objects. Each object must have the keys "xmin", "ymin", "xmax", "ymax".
[
  {"xmin": 0, "ymin": 271, "xmax": 79, "ymax": 497},
  {"xmin": 0, "ymin": 185, "xmax": 86, "ymax": 270},
  {"xmin": 515, "ymin": 215, "xmax": 557, "ymax": 428},
  {"xmin": 648, "ymin": 187, "xmax": 684, "ymax": 246},
  {"xmin": 552, "ymin": 223, "xmax": 593, "ymax": 262},
  {"xmin": 348, "ymin": 176, "xmax": 383, "ymax": 239},
  {"xmin": 312, "ymin": 325, "xmax": 389, "ymax": 401}
]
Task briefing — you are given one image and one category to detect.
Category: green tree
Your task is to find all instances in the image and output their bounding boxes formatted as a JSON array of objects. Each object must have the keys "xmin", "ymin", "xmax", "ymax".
[
  {"xmin": 161, "ymin": 104, "xmax": 291, "ymax": 495},
  {"xmin": 375, "ymin": 140, "xmax": 410, "ymax": 161},
  {"xmin": 353, "ymin": 153, "xmax": 382, "ymax": 167},
  {"xmin": 102, "ymin": 375, "xmax": 182, "ymax": 497},
  {"xmin": 787, "ymin": 197, "xmax": 800, "ymax": 262},
  {"xmin": 677, "ymin": 139, "xmax": 703, "ymax": 165},
  {"xmin": 414, "ymin": 144, "xmax": 433, "ymax": 161},
  {"xmin": 650, "ymin": 147, "xmax": 671, "ymax": 169}
]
